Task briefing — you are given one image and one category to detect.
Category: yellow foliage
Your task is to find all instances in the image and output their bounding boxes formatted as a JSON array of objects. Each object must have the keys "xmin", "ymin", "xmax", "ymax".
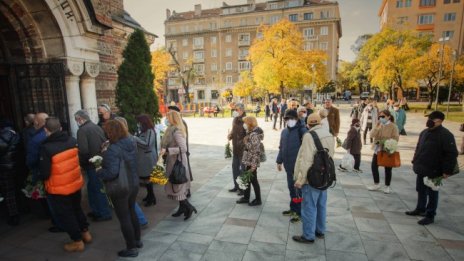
[
  {"xmin": 233, "ymin": 71, "xmax": 257, "ymax": 97},
  {"xmin": 412, "ymin": 43, "xmax": 455, "ymax": 85},
  {"xmin": 151, "ymin": 48, "xmax": 171, "ymax": 93}
]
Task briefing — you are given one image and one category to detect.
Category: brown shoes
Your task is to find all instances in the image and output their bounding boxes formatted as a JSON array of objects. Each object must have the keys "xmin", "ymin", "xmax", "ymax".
[
  {"xmin": 64, "ymin": 240, "xmax": 84, "ymax": 252},
  {"xmin": 82, "ymin": 231, "xmax": 92, "ymax": 244}
]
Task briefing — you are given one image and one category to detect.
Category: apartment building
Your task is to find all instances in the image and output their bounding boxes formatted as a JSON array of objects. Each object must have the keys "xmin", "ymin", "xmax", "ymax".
[
  {"xmin": 379, "ymin": 0, "xmax": 464, "ymax": 54},
  {"xmin": 164, "ymin": 0, "xmax": 341, "ymax": 104}
]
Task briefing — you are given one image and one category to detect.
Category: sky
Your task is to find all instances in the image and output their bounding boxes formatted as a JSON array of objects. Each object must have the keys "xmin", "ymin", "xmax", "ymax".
[{"xmin": 125, "ymin": 0, "xmax": 383, "ymax": 62}]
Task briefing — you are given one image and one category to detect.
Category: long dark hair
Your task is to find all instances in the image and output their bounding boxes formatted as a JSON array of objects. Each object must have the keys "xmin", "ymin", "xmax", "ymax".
[
  {"xmin": 380, "ymin": 109, "xmax": 395, "ymax": 123},
  {"xmin": 136, "ymin": 114, "xmax": 154, "ymax": 133}
]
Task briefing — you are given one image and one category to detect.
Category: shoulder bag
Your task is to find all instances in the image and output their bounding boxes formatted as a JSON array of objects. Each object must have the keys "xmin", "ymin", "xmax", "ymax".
[
  {"xmin": 169, "ymin": 147, "xmax": 188, "ymax": 185},
  {"xmin": 105, "ymin": 149, "xmax": 130, "ymax": 197}
]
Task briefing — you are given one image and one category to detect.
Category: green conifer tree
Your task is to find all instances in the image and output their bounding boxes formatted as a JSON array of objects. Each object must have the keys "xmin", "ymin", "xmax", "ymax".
[{"xmin": 116, "ymin": 29, "xmax": 160, "ymax": 132}]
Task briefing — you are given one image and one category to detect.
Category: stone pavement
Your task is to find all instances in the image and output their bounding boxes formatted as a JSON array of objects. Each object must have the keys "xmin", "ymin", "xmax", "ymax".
[{"xmin": 124, "ymin": 106, "xmax": 464, "ymax": 261}]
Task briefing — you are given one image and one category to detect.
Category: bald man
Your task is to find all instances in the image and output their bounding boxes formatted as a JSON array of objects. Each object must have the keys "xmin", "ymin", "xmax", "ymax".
[{"xmin": 26, "ymin": 113, "xmax": 49, "ymax": 179}]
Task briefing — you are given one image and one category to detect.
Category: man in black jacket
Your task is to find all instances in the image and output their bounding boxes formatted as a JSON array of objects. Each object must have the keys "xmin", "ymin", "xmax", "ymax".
[{"xmin": 407, "ymin": 111, "xmax": 458, "ymax": 225}]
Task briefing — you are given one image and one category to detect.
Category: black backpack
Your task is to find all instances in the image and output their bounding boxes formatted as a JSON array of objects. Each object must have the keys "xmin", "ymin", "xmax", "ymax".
[{"xmin": 307, "ymin": 131, "xmax": 336, "ymax": 190}]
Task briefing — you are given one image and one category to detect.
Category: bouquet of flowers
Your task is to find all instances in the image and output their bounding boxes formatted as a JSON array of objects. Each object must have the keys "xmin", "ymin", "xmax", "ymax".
[
  {"xmin": 236, "ymin": 170, "xmax": 254, "ymax": 190},
  {"xmin": 423, "ymin": 176, "xmax": 443, "ymax": 191},
  {"xmin": 381, "ymin": 139, "xmax": 398, "ymax": 154},
  {"xmin": 292, "ymin": 189, "xmax": 302, "ymax": 204},
  {"xmin": 22, "ymin": 175, "xmax": 46, "ymax": 200},
  {"xmin": 150, "ymin": 158, "xmax": 168, "ymax": 185},
  {"xmin": 89, "ymin": 155, "xmax": 103, "ymax": 168},
  {"xmin": 225, "ymin": 142, "xmax": 232, "ymax": 159},
  {"xmin": 336, "ymin": 137, "xmax": 342, "ymax": 148}
]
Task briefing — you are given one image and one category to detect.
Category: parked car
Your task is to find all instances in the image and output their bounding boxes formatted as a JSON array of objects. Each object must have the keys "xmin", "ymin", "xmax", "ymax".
[{"xmin": 360, "ymin": 92, "xmax": 370, "ymax": 100}]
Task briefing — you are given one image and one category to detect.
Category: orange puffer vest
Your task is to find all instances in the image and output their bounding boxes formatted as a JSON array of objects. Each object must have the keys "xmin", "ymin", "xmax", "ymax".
[{"xmin": 45, "ymin": 148, "xmax": 84, "ymax": 195}]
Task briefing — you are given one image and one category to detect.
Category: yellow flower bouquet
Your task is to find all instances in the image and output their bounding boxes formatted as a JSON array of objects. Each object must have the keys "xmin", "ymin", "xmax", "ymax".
[{"xmin": 150, "ymin": 158, "xmax": 168, "ymax": 185}]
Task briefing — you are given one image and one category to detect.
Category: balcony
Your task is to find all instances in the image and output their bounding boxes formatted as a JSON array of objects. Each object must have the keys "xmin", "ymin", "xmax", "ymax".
[
  {"xmin": 238, "ymin": 40, "xmax": 250, "ymax": 46},
  {"xmin": 193, "ymin": 57, "xmax": 205, "ymax": 63},
  {"xmin": 238, "ymin": 54, "xmax": 249, "ymax": 60},
  {"xmin": 304, "ymin": 35, "xmax": 318, "ymax": 41},
  {"xmin": 193, "ymin": 44, "xmax": 204, "ymax": 50}
]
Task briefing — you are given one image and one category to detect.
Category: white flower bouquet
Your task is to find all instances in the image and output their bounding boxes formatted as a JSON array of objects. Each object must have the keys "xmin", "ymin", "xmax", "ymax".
[
  {"xmin": 423, "ymin": 176, "xmax": 443, "ymax": 191},
  {"xmin": 89, "ymin": 155, "xmax": 103, "ymax": 168},
  {"xmin": 236, "ymin": 170, "xmax": 254, "ymax": 190},
  {"xmin": 382, "ymin": 139, "xmax": 398, "ymax": 154}
]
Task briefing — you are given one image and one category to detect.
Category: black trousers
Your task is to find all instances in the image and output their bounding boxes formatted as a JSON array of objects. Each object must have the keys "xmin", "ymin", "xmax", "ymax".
[
  {"xmin": 111, "ymin": 186, "xmax": 141, "ymax": 249},
  {"xmin": 47, "ymin": 190, "xmax": 88, "ymax": 241},
  {"xmin": 363, "ymin": 124, "xmax": 373, "ymax": 143},
  {"xmin": 273, "ymin": 114, "xmax": 278, "ymax": 129},
  {"xmin": 0, "ymin": 171, "xmax": 18, "ymax": 217},
  {"xmin": 244, "ymin": 167, "xmax": 261, "ymax": 201},
  {"xmin": 352, "ymin": 154, "xmax": 361, "ymax": 170},
  {"xmin": 371, "ymin": 154, "xmax": 392, "ymax": 186},
  {"xmin": 279, "ymin": 114, "xmax": 286, "ymax": 129}
]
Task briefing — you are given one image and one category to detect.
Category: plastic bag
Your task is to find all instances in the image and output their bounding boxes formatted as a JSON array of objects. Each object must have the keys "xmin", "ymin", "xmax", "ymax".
[{"xmin": 341, "ymin": 153, "xmax": 355, "ymax": 171}]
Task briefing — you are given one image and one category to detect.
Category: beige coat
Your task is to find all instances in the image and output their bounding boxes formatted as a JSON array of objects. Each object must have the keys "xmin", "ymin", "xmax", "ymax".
[
  {"xmin": 163, "ymin": 128, "xmax": 190, "ymax": 201},
  {"xmin": 294, "ymin": 125, "xmax": 335, "ymax": 186},
  {"xmin": 370, "ymin": 122, "xmax": 399, "ymax": 151}
]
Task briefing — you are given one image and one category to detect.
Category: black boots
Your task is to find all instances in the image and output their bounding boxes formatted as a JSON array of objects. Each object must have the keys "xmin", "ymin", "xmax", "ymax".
[
  {"xmin": 143, "ymin": 183, "xmax": 156, "ymax": 207},
  {"xmin": 172, "ymin": 201, "xmax": 186, "ymax": 217},
  {"xmin": 183, "ymin": 200, "xmax": 197, "ymax": 221}
]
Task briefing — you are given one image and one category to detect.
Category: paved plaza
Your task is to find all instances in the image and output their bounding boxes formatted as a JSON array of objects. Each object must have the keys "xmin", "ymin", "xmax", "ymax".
[{"xmin": 1, "ymin": 106, "xmax": 464, "ymax": 261}]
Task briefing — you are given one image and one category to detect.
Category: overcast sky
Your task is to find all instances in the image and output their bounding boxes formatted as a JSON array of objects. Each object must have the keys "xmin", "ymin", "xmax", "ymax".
[{"xmin": 125, "ymin": 0, "xmax": 383, "ymax": 61}]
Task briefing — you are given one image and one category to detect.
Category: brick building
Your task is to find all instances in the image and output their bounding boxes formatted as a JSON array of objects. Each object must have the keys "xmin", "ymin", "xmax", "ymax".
[{"xmin": 0, "ymin": 0, "xmax": 156, "ymax": 135}]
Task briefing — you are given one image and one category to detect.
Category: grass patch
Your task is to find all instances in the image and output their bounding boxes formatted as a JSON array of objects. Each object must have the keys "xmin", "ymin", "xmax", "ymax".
[{"xmin": 408, "ymin": 102, "xmax": 464, "ymax": 123}]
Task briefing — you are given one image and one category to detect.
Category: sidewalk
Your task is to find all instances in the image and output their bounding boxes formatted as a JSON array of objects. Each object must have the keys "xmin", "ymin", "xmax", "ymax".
[{"xmin": 128, "ymin": 108, "xmax": 464, "ymax": 261}]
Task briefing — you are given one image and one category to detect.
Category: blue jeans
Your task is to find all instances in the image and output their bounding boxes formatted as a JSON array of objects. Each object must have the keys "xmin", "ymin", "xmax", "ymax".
[
  {"xmin": 301, "ymin": 184, "xmax": 327, "ymax": 240},
  {"xmin": 232, "ymin": 155, "xmax": 244, "ymax": 189},
  {"xmin": 286, "ymin": 171, "xmax": 301, "ymax": 215},
  {"xmin": 134, "ymin": 203, "xmax": 147, "ymax": 225},
  {"xmin": 416, "ymin": 174, "xmax": 439, "ymax": 218},
  {"xmin": 86, "ymin": 168, "xmax": 112, "ymax": 218}
]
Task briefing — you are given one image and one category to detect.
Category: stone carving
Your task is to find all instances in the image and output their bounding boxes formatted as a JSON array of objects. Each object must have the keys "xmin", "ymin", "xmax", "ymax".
[
  {"xmin": 97, "ymin": 41, "xmax": 113, "ymax": 55},
  {"xmin": 99, "ymin": 62, "xmax": 117, "ymax": 74},
  {"xmin": 84, "ymin": 62, "xmax": 100, "ymax": 77},
  {"xmin": 65, "ymin": 59, "xmax": 84, "ymax": 76}
]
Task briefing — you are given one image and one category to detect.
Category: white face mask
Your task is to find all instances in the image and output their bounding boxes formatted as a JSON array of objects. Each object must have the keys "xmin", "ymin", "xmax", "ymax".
[
  {"xmin": 232, "ymin": 111, "xmax": 239, "ymax": 118},
  {"xmin": 354, "ymin": 126, "xmax": 360, "ymax": 131},
  {"xmin": 243, "ymin": 124, "xmax": 248, "ymax": 131},
  {"xmin": 302, "ymin": 113, "xmax": 307, "ymax": 119},
  {"xmin": 287, "ymin": 119, "xmax": 297, "ymax": 128}
]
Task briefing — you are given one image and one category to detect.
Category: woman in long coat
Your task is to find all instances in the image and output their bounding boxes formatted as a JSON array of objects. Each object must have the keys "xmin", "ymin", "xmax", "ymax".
[
  {"xmin": 160, "ymin": 111, "xmax": 197, "ymax": 220},
  {"xmin": 134, "ymin": 114, "xmax": 158, "ymax": 207}
]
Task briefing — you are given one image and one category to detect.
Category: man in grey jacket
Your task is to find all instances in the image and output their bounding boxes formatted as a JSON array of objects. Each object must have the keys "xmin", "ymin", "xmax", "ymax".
[{"xmin": 75, "ymin": 110, "xmax": 112, "ymax": 222}]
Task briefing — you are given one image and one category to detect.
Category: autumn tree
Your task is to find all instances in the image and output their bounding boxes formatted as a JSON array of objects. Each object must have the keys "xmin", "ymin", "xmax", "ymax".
[
  {"xmin": 151, "ymin": 47, "xmax": 171, "ymax": 93},
  {"xmin": 249, "ymin": 19, "xmax": 328, "ymax": 97},
  {"xmin": 167, "ymin": 43, "xmax": 195, "ymax": 103}
]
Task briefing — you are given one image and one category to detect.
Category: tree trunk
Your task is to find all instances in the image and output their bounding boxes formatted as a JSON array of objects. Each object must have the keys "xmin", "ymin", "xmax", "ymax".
[{"xmin": 280, "ymin": 81, "xmax": 285, "ymax": 98}]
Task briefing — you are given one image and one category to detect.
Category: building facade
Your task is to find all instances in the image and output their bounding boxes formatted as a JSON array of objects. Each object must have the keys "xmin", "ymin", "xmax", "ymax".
[
  {"xmin": 0, "ymin": 0, "xmax": 156, "ymax": 136},
  {"xmin": 164, "ymin": 0, "xmax": 341, "ymax": 104}
]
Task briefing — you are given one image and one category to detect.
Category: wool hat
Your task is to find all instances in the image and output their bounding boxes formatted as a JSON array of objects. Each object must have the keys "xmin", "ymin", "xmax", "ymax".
[
  {"xmin": 352, "ymin": 118, "xmax": 360, "ymax": 125},
  {"xmin": 168, "ymin": 105, "xmax": 180, "ymax": 112},
  {"xmin": 428, "ymin": 111, "xmax": 445, "ymax": 121},
  {"xmin": 307, "ymin": 113, "xmax": 321, "ymax": 125},
  {"xmin": 284, "ymin": 109, "xmax": 298, "ymax": 120}
]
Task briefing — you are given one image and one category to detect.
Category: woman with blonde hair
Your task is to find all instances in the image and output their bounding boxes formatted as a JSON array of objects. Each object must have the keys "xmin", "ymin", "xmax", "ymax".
[
  {"xmin": 237, "ymin": 116, "xmax": 264, "ymax": 206},
  {"xmin": 160, "ymin": 111, "xmax": 196, "ymax": 220}
]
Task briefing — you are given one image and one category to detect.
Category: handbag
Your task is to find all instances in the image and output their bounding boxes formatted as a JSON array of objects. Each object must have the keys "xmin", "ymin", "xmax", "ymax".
[
  {"xmin": 168, "ymin": 148, "xmax": 188, "ymax": 185},
  {"xmin": 105, "ymin": 154, "xmax": 131, "ymax": 198},
  {"xmin": 377, "ymin": 151, "xmax": 401, "ymax": 168}
]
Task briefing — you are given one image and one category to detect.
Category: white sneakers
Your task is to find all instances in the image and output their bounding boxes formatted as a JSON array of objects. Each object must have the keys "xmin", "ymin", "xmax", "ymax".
[{"xmin": 367, "ymin": 184, "xmax": 392, "ymax": 194}]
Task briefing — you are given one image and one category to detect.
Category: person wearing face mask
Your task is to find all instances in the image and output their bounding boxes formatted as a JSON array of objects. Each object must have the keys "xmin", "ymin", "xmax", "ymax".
[
  {"xmin": 406, "ymin": 111, "xmax": 458, "ymax": 225},
  {"xmin": 367, "ymin": 110, "xmax": 399, "ymax": 194},
  {"xmin": 343, "ymin": 119, "xmax": 363, "ymax": 173},
  {"xmin": 74, "ymin": 110, "xmax": 112, "ymax": 222},
  {"xmin": 276, "ymin": 110, "xmax": 308, "ymax": 222},
  {"xmin": 297, "ymin": 106, "xmax": 308, "ymax": 126},
  {"xmin": 360, "ymin": 102, "xmax": 378, "ymax": 145},
  {"xmin": 97, "ymin": 104, "xmax": 116, "ymax": 128},
  {"xmin": 393, "ymin": 103, "xmax": 407, "ymax": 136},
  {"xmin": 227, "ymin": 103, "xmax": 247, "ymax": 194}
]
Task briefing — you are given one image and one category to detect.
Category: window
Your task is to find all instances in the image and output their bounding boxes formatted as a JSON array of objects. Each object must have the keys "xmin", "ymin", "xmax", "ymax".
[
  {"xmin": 195, "ymin": 78, "xmax": 205, "ymax": 85},
  {"xmin": 182, "ymin": 51, "xmax": 188, "ymax": 60},
  {"xmin": 443, "ymin": 0, "xmax": 458, "ymax": 3},
  {"xmin": 211, "ymin": 36, "xmax": 217, "ymax": 44},
  {"xmin": 443, "ymin": 30, "xmax": 454, "ymax": 38},
  {"xmin": 211, "ymin": 63, "xmax": 218, "ymax": 71},
  {"xmin": 238, "ymin": 33, "xmax": 250, "ymax": 45},
  {"xmin": 418, "ymin": 14, "xmax": 434, "ymax": 24},
  {"xmin": 223, "ymin": 20, "xmax": 232, "ymax": 28},
  {"xmin": 225, "ymin": 34, "xmax": 232, "ymax": 42},
  {"xmin": 167, "ymin": 40, "xmax": 177, "ymax": 51},
  {"xmin": 396, "ymin": 0, "xmax": 403, "ymax": 7},
  {"xmin": 397, "ymin": 16, "xmax": 409, "ymax": 24},
  {"xmin": 256, "ymin": 32, "xmax": 263, "ymax": 39},
  {"xmin": 319, "ymin": 42, "xmax": 328, "ymax": 50},
  {"xmin": 420, "ymin": 0, "xmax": 436, "ymax": 6},
  {"xmin": 255, "ymin": 17, "xmax": 264, "ymax": 25},
  {"xmin": 193, "ymin": 64, "xmax": 205, "ymax": 73},
  {"xmin": 193, "ymin": 37, "xmax": 204, "ymax": 48},
  {"xmin": 226, "ymin": 76, "xmax": 233, "ymax": 84},
  {"xmin": 211, "ymin": 49, "xmax": 217, "ymax": 58},
  {"xmin": 320, "ymin": 10, "xmax": 330, "ymax": 19},
  {"xmin": 304, "ymin": 42, "xmax": 314, "ymax": 51},
  {"xmin": 225, "ymin": 62, "xmax": 233, "ymax": 71},
  {"xmin": 182, "ymin": 39, "xmax": 188, "ymax": 46},
  {"xmin": 197, "ymin": 90, "xmax": 205, "ymax": 99},
  {"xmin": 303, "ymin": 28, "xmax": 315, "ymax": 39},
  {"xmin": 320, "ymin": 26, "xmax": 329, "ymax": 36},
  {"xmin": 444, "ymin": 13, "xmax": 456, "ymax": 21},
  {"xmin": 405, "ymin": 0, "xmax": 412, "ymax": 6},
  {"xmin": 239, "ymin": 48, "xmax": 249, "ymax": 59},
  {"xmin": 168, "ymin": 78, "xmax": 178, "ymax": 86},
  {"xmin": 270, "ymin": 15, "xmax": 281, "ymax": 24},
  {"xmin": 211, "ymin": 90, "xmax": 219, "ymax": 99},
  {"xmin": 238, "ymin": 61, "xmax": 251, "ymax": 71},
  {"xmin": 194, "ymin": 51, "xmax": 204, "ymax": 61},
  {"xmin": 209, "ymin": 22, "xmax": 217, "ymax": 30},
  {"xmin": 288, "ymin": 0, "xmax": 300, "ymax": 7},
  {"xmin": 269, "ymin": 3, "xmax": 279, "ymax": 9},
  {"xmin": 225, "ymin": 48, "xmax": 232, "ymax": 57},
  {"xmin": 304, "ymin": 12, "xmax": 313, "ymax": 20},
  {"xmin": 240, "ymin": 18, "xmax": 247, "ymax": 26},
  {"xmin": 289, "ymin": 14, "xmax": 298, "ymax": 22}
]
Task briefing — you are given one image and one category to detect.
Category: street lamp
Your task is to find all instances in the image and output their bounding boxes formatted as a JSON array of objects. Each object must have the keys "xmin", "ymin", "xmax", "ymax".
[
  {"xmin": 446, "ymin": 50, "xmax": 458, "ymax": 117},
  {"xmin": 434, "ymin": 36, "xmax": 450, "ymax": 111}
]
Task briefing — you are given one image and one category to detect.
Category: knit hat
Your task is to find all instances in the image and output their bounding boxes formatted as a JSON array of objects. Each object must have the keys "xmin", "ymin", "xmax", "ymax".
[
  {"xmin": 351, "ymin": 119, "xmax": 360, "ymax": 126},
  {"xmin": 284, "ymin": 109, "xmax": 298, "ymax": 120},
  {"xmin": 428, "ymin": 111, "xmax": 445, "ymax": 121},
  {"xmin": 306, "ymin": 113, "xmax": 321, "ymax": 125}
]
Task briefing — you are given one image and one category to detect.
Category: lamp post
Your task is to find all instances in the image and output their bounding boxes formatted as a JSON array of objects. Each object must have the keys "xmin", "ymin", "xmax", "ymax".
[
  {"xmin": 434, "ymin": 36, "xmax": 450, "ymax": 110},
  {"xmin": 446, "ymin": 50, "xmax": 458, "ymax": 118}
]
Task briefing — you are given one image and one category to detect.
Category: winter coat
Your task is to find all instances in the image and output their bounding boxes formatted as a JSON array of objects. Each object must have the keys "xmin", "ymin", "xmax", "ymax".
[
  {"xmin": 271, "ymin": 103, "xmax": 279, "ymax": 114},
  {"xmin": 134, "ymin": 128, "xmax": 158, "ymax": 178},
  {"xmin": 276, "ymin": 121, "xmax": 307, "ymax": 173},
  {"xmin": 280, "ymin": 103, "xmax": 288, "ymax": 116},
  {"xmin": 97, "ymin": 137, "xmax": 138, "ymax": 188},
  {"xmin": 360, "ymin": 106, "xmax": 378, "ymax": 131},
  {"xmin": 230, "ymin": 113, "xmax": 247, "ymax": 158},
  {"xmin": 97, "ymin": 113, "xmax": 117, "ymax": 128},
  {"xmin": 76, "ymin": 120, "xmax": 106, "ymax": 169},
  {"xmin": 326, "ymin": 106, "xmax": 340, "ymax": 135},
  {"xmin": 350, "ymin": 106, "xmax": 360, "ymax": 120},
  {"xmin": 394, "ymin": 109, "xmax": 407, "ymax": 133},
  {"xmin": 163, "ymin": 127, "xmax": 190, "ymax": 201},
  {"xmin": 242, "ymin": 127, "xmax": 264, "ymax": 170},
  {"xmin": 412, "ymin": 126, "xmax": 458, "ymax": 179},
  {"xmin": 26, "ymin": 128, "xmax": 47, "ymax": 174},
  {"xmin": 0, "ymin": 127, "xmax": 21, "ymax": 171},
  {"xmin": 370, "ymin": 122, "xmax": 399, "ymax": 151},
  {"xmin": 294, "ymin": 125, "xmax": 335, "ymax": 186},
  {"xmin": 345, "ymin": 127, "xmax": 362, "ymax": 155}
]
